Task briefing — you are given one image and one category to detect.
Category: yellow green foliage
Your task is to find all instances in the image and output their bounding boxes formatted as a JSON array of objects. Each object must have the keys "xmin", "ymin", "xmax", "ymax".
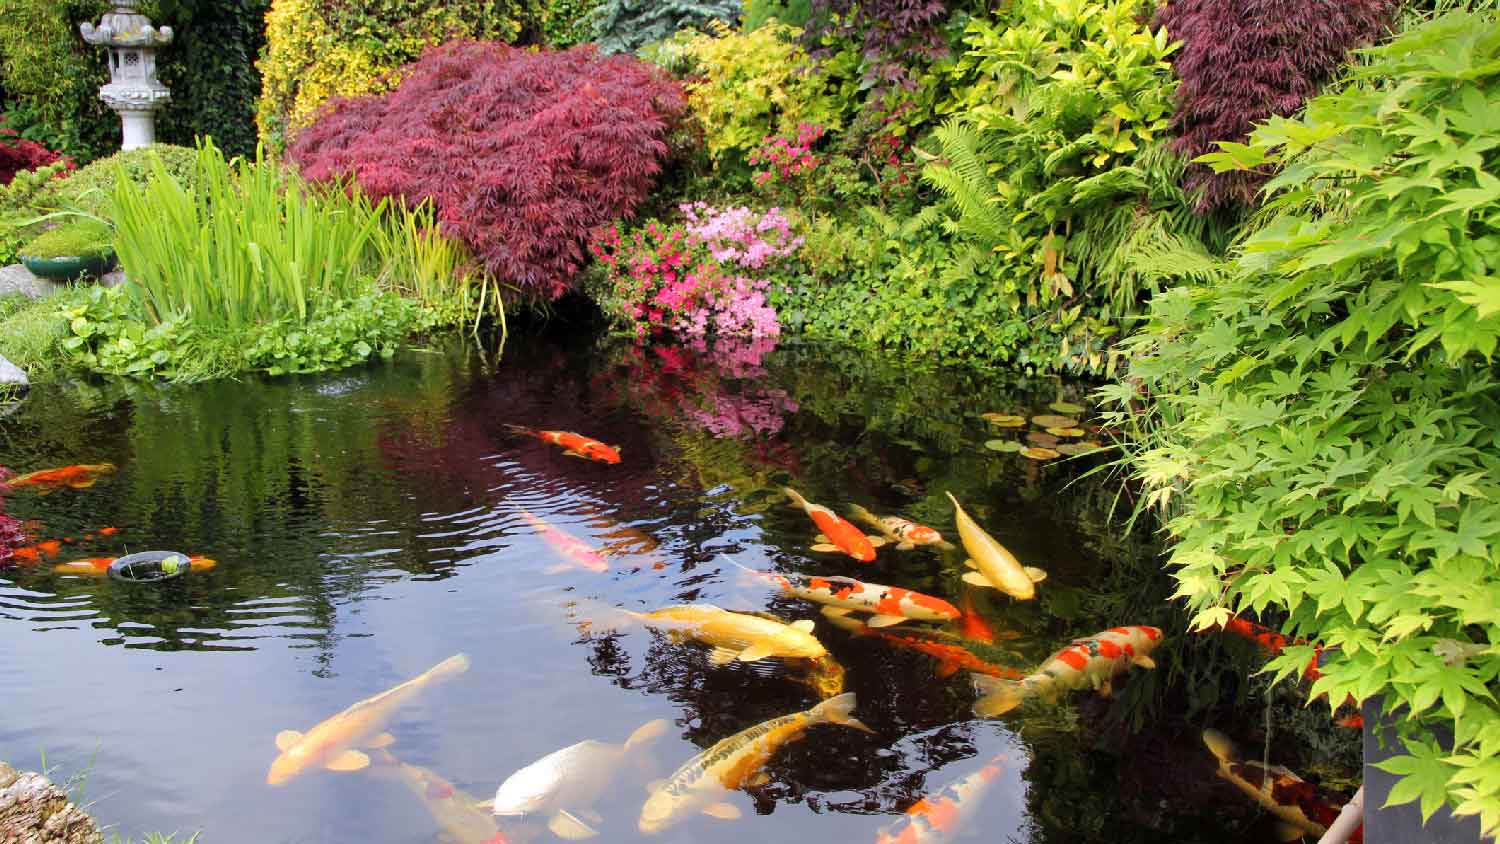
[
  {"xmin": 673, "ymin": 21, "xmax": 850, "ymax": 170},
  {"xmin": 256, "ymin": 0, "xmax": 538, "ymax": 152}
]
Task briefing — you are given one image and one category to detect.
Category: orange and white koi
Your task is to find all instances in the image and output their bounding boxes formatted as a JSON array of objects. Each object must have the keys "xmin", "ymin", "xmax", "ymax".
[
  {"xmin": 784, "ymin": 487, "xmax": 883, "ymax": 562},
  {"xmin": 849, "ymin": 504, "xmax": 951, "ymax": 551},
  {"xmin": 733, "ymin": 561, "xmax": 957, "ymax": 627},
  {"xmin": 971, "ymin": 625, "xmax": 1162, "ymax": 716},
  {"xmin": 1202, "ymin": 729, "xmax": 1360, "ymax": 843},
  {"xmin": 519, "ymin": 510, "xmax": 610, "ymax": 574},
  {"xmin": 53, "ymin": 556, "xmax": 216, "ymax": 576},
  {"xmin": 4, "ymin": 464, "xmax": 116, "ymax": 494},
  {"xmin": 372, "ymin": 749, "xmax": 508, "ymax": 844},
  {"xmin": 639, "ymin": 693, "xmax": 872, "ymax": 833},
  {"xmin": 946, "ymin": 493, "xmax": 1045, "ymax": 600},
  {"xmin": 267, "ymin": 654, "xmax": 470, "ymax": 785},
  {"xmin": 875, "ymin": 754, "xmax": 1011, "ymax": 844},
  {"xmin": 505, "ymin": 426, "xmax": 620, "ymax": 465}
]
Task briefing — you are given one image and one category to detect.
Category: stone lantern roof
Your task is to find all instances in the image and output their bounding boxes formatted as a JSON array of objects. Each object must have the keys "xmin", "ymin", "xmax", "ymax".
[{"xmin": 79, "ymin": 0, "xmax": 174, "ymax": 48}]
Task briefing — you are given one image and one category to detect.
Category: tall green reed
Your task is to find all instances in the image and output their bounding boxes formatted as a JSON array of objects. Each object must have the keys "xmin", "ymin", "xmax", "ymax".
[
  {"xmin": 369, "ymin": 198, "xmax": 509, "ymax": 340},
  {"xmin": 110, "ymin": 140, "xmax": 386, "ymax": 331}
]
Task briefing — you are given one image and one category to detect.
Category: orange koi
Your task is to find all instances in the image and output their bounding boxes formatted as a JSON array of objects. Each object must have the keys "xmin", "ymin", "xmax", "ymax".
[
  {"xmin": 5, "ymin": 464, "xmax": 117, "ymax": 494},
  {"xmin": 35, "ymin": 540, "xmax": 61, "ymax": 557},
  {"xmin": 11, "ymin": 546, "xmax": 41, "ymax": 565},
  {"xmin": 784, "ymin": 487, "xmax": 882, "ymax": 562},
  {"xmin": 876, "ymin": 754, "xmax": 1011, "ymax": 844},
  {"xmin": 972, "ymin": 626, "xmax": 1162, "ymax": 716},
  {"xmin": 53, "ymin": 556, "xmax": 216, "ymax": 577},
  {"xmin": 823, "ymin": 612, "xmax": 1024, "ymax": 680},
  {"xmin": 505, "ymin": 426, "xmax": 620, "ymax": 464},
  {"xmin": 518, "ymin": 510, "xmax": 610, "ymax": 573},
  {"xmin": 956, "ymin": 593, "xmax": 997, "ymax": 645},
  {"xmin": 849, "ymin": 504, "xmax": 951, "ymax": 551},
  {"xmin": 734, "ymin": 562, "xmax": 958, "ymax": 626},
  {"xmin": 99, "ymin": 527, "xmax": 119, "ymax": 536}
]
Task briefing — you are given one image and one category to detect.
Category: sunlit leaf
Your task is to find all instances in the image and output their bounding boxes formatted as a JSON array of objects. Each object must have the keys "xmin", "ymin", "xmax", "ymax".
[
  {"xmin": 984, "ymin": 439, "xmax": 1025, "ymax": 453},
  {"xmin": 1021, "ymin": 447, "xmax": 1061, "ymax": 460},
  {"xmin": 1032, "ymin": 414, "xmax": 1080, "ymax": 428}
]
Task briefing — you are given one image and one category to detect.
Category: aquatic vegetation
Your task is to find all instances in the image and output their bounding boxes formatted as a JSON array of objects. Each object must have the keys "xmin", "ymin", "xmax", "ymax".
[{"xmin": 290, "ymin": 41, "xmax": 685, "ymax": 301}]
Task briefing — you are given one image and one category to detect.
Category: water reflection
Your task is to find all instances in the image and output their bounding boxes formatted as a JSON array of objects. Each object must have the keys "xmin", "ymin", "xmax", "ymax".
[{"xmin": 0, "ymin": 334, "xmax": 1354, "ymax": 844}]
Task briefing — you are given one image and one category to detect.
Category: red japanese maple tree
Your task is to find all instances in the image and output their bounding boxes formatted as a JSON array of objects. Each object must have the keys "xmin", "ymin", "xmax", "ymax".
[
  {"xmin": 290, "ymin": 41, "xmax": 685, "ymax": 301},
  {"xmin": 0, "ymin": 130, "xmax": 72, "ymax": 185}
]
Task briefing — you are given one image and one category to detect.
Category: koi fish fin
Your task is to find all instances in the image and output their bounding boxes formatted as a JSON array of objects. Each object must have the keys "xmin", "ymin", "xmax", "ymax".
[
  {"xmin": 737, "ymin": 642, "xmax": 776, "ymax": 662},
  {"xmin": 1272, "ymin": 821, "xmax": 1307, "ymax": 842},
  {"xmin": 324, "ymin": 749, "xmax": 371, "ymax": 772},
  {"xmin": 1024, "ymin": 566, "xmax": 1048, "ymax": 583},
  {"xmin": 809, "ymin": 692, "xmax": 874, "ymax": 733},
  {"xmin": 1133, "ymin": 654, "xmax": 1157, "ymax": 669},
  {"xmin": 846, "ymin": 503, "xmax": 876, "ymax": 526},
  {"xmin": 814, "ymin": 533, "xmax": 830, "ymax": 544},
  {"xmin": 936, "ymin": 541, "xmax": 957, "ymax": 551},
  {"xmin": 702, "ymin": 802, "xmax": 742, "ymax": 820},
  {"xmin": 1201, "ymin": 729, "xmax": 1238, "ymax": 764},
  {"xmin": 810, "ymin": 544, "xmax": 841, "ymax": 553},
  {"xmin": 964, "ymin": 558, "xmax": 979, "ymax": 570},
  {"xmin": 961, "ymin": 571, "xmax": 997, "ymax": 589},
  {"xmin": 867, "ymin": 535, "xmax": 889, "ymax": 548},
  {"xmin": 867, "ymin": 614, "xmax": 908, "ymax": 628},
  {"xmin": 547, "ymin": 809, "xmax": 598, "ymax": 840},
  {"xmin": 1097, "ymin": 678, "xmax": 1115, "ymax": 698},
  {"xmin": 545, "ymin": 563, "xmax": 573, "ymax": 575},
  {"xmin": 820, "ymin": 605, "xmax": 854, "ymax": 618},
  {"xmin": 783, "ymin": 487, "xmax": 810, "ymax": 510},
  {"xmin": 934, "ymin": 660, "xmax": 961, "ymax": 679},
  {"xmin": 709, "ymin": 646, "xmax": 740, "ymax": 666},
  {"xmin": 645, "ymin": 779, "xmax": 669, "ymax": 795},
  {"xmin": 790, "ymin": 619, "xmax": 816, "ymax": 634},
  {"xmin": 502, "ymin": 424, "xmax": 533, "ymax": 436},
  {"xmin": 364, "ymin": 732, "xmax": 396, "ymax": 749},
  {"xmin": 746, "ymin": 771, "xmax": 772, "ymax": 788},
  {"xmin": 275, "ymin": 730, "xmax": 304, "ymax": 751},
  {"xmin": 563, "ymin": 450, "xmax": 585, "ymax": 459},
  {"xmin": 896, "ymin": 542, "xmax": 915, "ymax": 551},
  {"xmin": 625, "ymin": 718, "xmax": 672, "ymax": 752},
  {"xmin": 972, "ymin": 675, "xmax": 1026, "ymax": 717},
  {"xmin": 579, "ymin": 808, "xmax": 604, "ymax": 825}
]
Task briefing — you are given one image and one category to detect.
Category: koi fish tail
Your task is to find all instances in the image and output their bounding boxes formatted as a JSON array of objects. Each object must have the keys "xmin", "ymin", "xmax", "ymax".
[
  {"xmin": 502, "ymin": 424, "xmax": 536, "ymax": 438},
  {"xmin": 624, "ymin": 718, "xmax": 672, "ymax": 753},
  {"xmin": 782, "ymin": 487, "xmax": 810, "ymax": 511},
  {"xmin": 810, "ymin": 692, "xmax": 875, "ymax": 734},
  {"xmin": 563, "ymin": 597, "xmax": 642, "ymax": 635},
  {"xmin": 846, "ymin": 503, "xmax": 877, "ymax": 528},
  {"xmin": 1201, "ymin": 728, "xmax": 1238, "ymax": 764},
  {"xmin": 971, "ymin": 674, "xmax": 1028, "ymax": 717}
]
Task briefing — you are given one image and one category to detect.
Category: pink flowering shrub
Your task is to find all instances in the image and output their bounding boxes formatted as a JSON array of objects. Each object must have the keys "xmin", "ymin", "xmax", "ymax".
[
  {"xmin": 592, "ymin": 203, "xmax": 803, "ymax": 340},
  {"xmin": 749, "ymin": 123, "xmax": 825, "ymax": 189}
]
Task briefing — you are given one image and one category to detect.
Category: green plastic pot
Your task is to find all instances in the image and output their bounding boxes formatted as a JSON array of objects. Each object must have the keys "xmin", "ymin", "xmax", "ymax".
[{"xmin": 20, "ymin": 249, "xmax": 116, "ymax": 282}]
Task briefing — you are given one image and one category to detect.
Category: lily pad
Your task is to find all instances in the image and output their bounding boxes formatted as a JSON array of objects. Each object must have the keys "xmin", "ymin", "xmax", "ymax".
[
  {"xmin": 1032, "ymin": 414, "xmax": 1079, "ymax": 429},
  {"xmin": 1020, "ymin": 447, "xmax": 1061, "ymax": 461},
  {"xmin": 1049, "ymin": 400, "xmax": 1087, "ymax": 415},
  {"xmin": 984, "ymin": 439, "xmax": 1025, "ymax": 453},
  {"xmin": 1026, "ymin": 431, "xmax": 1060, "ymax": 447},
  {"xmin": 1056, "ymin": 441, "xmax": 1104, "ymax": 456},
  {"xmin": 1046, "ymin": 427, "xmax": 1086, "ymax": 438},
  {"xmin": 981, "ymin": 413, "xmax": 1026, "ymax": 427}
]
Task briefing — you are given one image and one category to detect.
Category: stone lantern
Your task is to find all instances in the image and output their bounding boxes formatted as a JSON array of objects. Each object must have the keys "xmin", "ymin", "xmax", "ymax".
[{"xmin": 80, "ymin": 0, "xmax": 173, "ymax": 151}]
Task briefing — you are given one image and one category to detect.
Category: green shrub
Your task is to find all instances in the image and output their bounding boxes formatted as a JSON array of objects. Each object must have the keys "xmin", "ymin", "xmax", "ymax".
[
  {"xmin": 33, "ymin": 144, "xmax": 197, "ymax": 219},
  {"xmin": 150, "ymin": 0, "xmax": 272, "ymax": 158},
  {"xmin": 0, "ymin": 0, "xmax": 115, "ymax": 160},
  {"xmin": 742, "ymin": 0, "xmax": 809, "ymax": 28},
  {"xmin": 540, "ymin": 0, "xmax": 605, "ymax": 45},
  {"xmin": 591, "ymin": 0, "xmax": 741, "ymax": 55},
  {"xmin": 18, "ymin": 218, "xmax": 112, "ymax": 259},
  {"xmin": 110, "ymin": 141, "xmax": 386, "ymax": 330},
  {"xmin": 0, "ymin": 160, "xmax": 71, "ymax": 264},
  {"xmin": 0, "ymin": 290, "xmax": 70, "ymax": 375},
  {"xmin": 1109, "ymin": 11, "xmax": 1500, "ymax": 834}
]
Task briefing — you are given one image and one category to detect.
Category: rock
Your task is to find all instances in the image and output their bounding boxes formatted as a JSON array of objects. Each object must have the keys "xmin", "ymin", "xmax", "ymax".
[
  {"xmin": 0, "ymin": 264, "xmax": 63, "ymax": 301},
  {"xmin": 0, "ymin": 762, "xmax": 104, "ymax": 844},
  {"xmin": 0, "ymin": 355, "xmax": 27, "ymax": 394},
  {"xmin": 100, "ymin": 270, "xmax": 126, "ymax": 289}
]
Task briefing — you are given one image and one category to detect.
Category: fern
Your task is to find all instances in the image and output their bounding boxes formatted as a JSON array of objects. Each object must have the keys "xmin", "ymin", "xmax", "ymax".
[{"xmin": 922, "ymin": 120, "xmax": 1009, "ymax": 247}]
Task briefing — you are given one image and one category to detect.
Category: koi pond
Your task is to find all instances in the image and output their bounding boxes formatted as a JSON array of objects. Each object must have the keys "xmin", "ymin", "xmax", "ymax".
[{"xmin": 0, "ymin": 331, "xmax": 1359, "ymax": 843}]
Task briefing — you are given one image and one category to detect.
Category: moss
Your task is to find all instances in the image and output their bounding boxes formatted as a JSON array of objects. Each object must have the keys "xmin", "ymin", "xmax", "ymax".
[
  {"xmin": 33, "ymin": 144, "xmax": 198, "ymax": 220},
  {"xmin": 19, "ymin": 218, "xmax": 113, "ymax": 259},
  {"xmin": 0, "ymin": 291, "xmax": 73, "ymax": 377}
]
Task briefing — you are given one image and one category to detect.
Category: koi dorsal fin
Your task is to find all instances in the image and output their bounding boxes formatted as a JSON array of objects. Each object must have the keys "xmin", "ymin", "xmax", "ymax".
[{"xmin": 275, "ymin": 730, "xmax": 303, "ymax": 751}]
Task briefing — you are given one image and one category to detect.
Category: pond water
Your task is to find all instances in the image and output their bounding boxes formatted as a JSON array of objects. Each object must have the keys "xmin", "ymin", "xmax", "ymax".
[{"xmin": 0, "ymin": 331, "xmax": 1317, "ymax": 844}]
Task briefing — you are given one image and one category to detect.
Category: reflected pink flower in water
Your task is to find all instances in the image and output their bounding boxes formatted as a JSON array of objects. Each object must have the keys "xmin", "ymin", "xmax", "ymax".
[
  {"xmin": 0, "ymin": 466, "xmax": 24, "ymax": 568},
  {"xmin": 681, "ymin": 389, "xmax": 800, "ymax": 438}
]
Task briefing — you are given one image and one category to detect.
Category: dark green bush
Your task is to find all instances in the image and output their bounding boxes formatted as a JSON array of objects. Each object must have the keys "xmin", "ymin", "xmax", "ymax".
[
  {"xmin": 34, "ymin": 144, "xmax": 197, "ymax": 218},
  {"xmin": 591, "ymin": 0, "xmax": 741, "ymax": 54}
]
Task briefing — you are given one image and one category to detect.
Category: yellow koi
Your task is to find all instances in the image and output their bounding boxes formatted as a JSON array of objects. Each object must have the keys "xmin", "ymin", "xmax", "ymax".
[
  {"xmin": 638, "ymin": 693, "xmax": 871, "ymax": 833},
  {"xmin": 628, "ymin": 604, "xmax": 827, "ymax": 664},
  {"xmin": 945, "ymin": 492, "xmax": 1046, "ymax": 600},
  {"xmin": 372, "ymin": 749, "xmax": 506, "ymax": 844},
  {"xmin": 266, "ymin": 654, "xmax": 470, "ymax": 785}
]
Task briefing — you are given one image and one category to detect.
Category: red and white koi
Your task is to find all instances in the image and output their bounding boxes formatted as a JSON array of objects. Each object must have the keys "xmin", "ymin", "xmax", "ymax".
[
  {"xmin": 733, "ymin": 561, "xmax": 957, "ymax": 627},
  {"xmin": 849, "ymin": 504, "xmax": 951, "ymax": 551},
  {"xmin": 504, "ymin": 425, "xmax": 621, "ymax": 465},
  {"xmin": 971, "ymin": 625, "xmax": 1162, "ymax": 717},
  {"xmin": 875, "ymin": 754, "xmax": 1011, "ymax": 844},
  {"xmin": 784, "ymin": 487, "xmax": 883, "ymax": 562},
  {"xmin": 518, "ymin": 510, "xmax": 610, "ymax": 573}
]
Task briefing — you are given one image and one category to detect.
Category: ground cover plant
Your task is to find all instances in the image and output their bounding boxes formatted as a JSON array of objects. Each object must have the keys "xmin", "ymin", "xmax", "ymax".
[
  {"xmin": 1108, "ymin": 11, "xmax": 1500, "ymax": 833},
  {"xmin": 291, "ymin": 41, "xmax": 684, "ymax": 301}
]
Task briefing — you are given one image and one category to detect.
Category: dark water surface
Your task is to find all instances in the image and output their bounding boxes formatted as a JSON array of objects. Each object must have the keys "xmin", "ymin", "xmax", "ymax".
[{"xmin": 0, "ymin": 333, "xmax": 1273, "ymax": 844}]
